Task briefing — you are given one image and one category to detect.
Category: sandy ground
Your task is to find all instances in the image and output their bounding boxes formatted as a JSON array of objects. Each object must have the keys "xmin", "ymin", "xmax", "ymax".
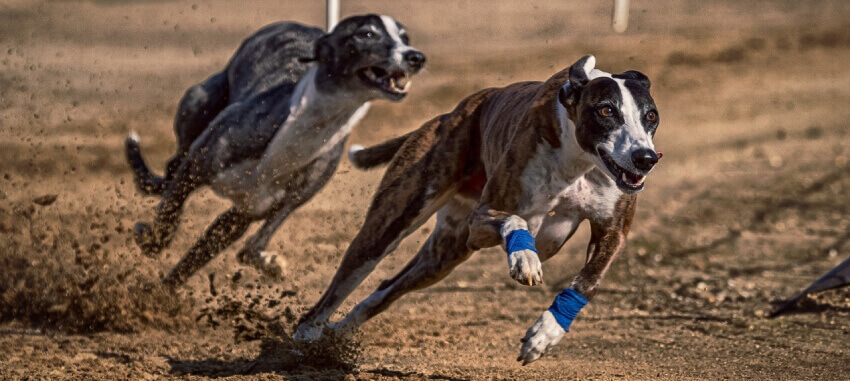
[{"xmin": 1, "ymin": 0, "xmax": 849, "ymax": 379}]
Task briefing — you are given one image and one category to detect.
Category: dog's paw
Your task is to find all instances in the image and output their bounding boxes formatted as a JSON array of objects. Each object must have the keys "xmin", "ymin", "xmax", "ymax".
[
  {"xmin": 327, "ymin": 320, "xmax": 358, "ymax": 341},
  {"xmin": 293, "ymin": 323, "xmax": 324, "ymax": 343},
  {"xmin": 238, "ymin": 250, "xmax": 287, "ymax": 280},
  {"xmin": 508, "ymin": 249, "xmax": 543, "ymax": 286},
  {"xmin": 133, "ymin": 222, "xmax": 162, "ymax": 258},
  {"xmin": 517, "ymin": 310, "xmax": 565, "ymax": 365}
]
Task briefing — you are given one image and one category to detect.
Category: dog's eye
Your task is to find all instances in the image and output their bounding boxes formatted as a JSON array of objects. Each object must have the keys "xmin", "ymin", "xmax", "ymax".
[
  {"xmin": 357, "ymin": 31, "xmax": 376, "ymax": 39},
  {"xmin": 598, "ymin": 106, "xmax": 614, "ymax": 117},
  {"xmin": 646, "ymin": 111, "xmax": 658, "ymax": 122}
]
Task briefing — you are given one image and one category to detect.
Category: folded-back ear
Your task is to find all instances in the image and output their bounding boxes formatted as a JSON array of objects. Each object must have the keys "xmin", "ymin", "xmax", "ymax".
[
  {"xmin": 614, "ymin": 70, "xmax": 651, "ymax": 90},
  {"xmin": 558, "ymin": 82, "xmax": 572, "ymax": 107},
  {"xmin": 568, "ymin": 55, "xmax": 596, "ymax": 89},
  {"xmin": 314, "ymin": 34, "xmax": 334, "ymax": 63}
]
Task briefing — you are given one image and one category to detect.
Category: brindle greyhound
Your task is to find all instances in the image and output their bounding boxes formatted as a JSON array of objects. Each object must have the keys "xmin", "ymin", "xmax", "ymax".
[
  {"xmin": 294, "ymin": 55, "xmax": 662, "ymax": 365},
  {"xmin": 125, "ymin": 15, "xmax": 425, "ymax": 287}
]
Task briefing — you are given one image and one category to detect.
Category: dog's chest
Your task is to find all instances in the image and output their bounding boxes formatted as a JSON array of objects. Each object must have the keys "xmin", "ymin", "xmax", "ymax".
[
  {"xmin": 520, "ymin": 165, "xmax": 621, "ymax": 225},
  {"xmin": 554, "ymin": 171, "xmax": 621, "ymax": 220},
  {"xmin": 211, "ymin": 73, "xmax": 370, "ymax": 215},
  {"xmin": 261, "ymin": 96, "xmax": 370, "ymax": 174}
]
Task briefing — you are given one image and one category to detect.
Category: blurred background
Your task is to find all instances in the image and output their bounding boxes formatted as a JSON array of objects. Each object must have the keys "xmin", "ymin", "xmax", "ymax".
[{"xmin": 0, "ymin": 0, "xmax": 848, "ymax": 379}]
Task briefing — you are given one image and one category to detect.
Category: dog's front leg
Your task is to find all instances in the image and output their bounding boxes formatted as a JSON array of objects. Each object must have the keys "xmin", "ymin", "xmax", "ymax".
[
  {"xmin": 468, "ymin": 207, "xmax": 542, "ymax": 286},
  {"xmin": 517, "ymin": 194, "xmax": 636, "ymax": 365}
]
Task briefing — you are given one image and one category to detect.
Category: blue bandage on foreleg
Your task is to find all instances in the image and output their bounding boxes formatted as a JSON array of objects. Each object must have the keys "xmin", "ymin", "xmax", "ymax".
[
  {"xmin": 548, "ymin": 288, "xmax": 588, "ymax": 331},
  {"xmin": 505, "ymin": 229, "xmax": 537, "ymax": 254}
]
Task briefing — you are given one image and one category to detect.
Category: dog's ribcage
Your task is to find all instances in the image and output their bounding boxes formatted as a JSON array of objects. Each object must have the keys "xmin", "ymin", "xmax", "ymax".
[{"xmin": 211, "ymin": 67, "xmax": 370, "ymax": 215}]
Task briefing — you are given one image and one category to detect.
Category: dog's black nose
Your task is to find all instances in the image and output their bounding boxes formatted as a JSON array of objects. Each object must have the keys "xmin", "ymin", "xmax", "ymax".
[
  {"xmin": 631, "ymin": 149, "xmax": 658, "ymax": 172},
  {"xmin": 404, "ymin": 51, "xmax": 426, "ymax": 71}
]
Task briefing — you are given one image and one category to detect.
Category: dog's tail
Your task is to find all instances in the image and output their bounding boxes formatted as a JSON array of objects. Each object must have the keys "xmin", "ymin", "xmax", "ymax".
[
  {"xmin": 125, "ymin": 131, "xmax": 166, "ymax": 195},
  {"xmin": 348, "ymin": 132, "xmax": 413, "ymax": 170}
]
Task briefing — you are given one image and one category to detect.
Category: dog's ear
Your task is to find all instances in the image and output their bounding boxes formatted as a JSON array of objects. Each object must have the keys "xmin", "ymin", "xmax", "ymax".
[
  {"xmin": 568, "ymin": 55, "xmax": 595, "ymax": 89},
  {"xmin": 615, "ymin": 70, "xmax": 651, "ymax": 90},
  {"xmin": 559, "ymin": 55, "xmax": 594, "ymax": 107},
  {"xmin": 313, "ymin": 34, "xmax": 334, "ymax": 63},
  {"xmin": 558, "ymin": 82, "xmax": 572, "ymax": 107}
]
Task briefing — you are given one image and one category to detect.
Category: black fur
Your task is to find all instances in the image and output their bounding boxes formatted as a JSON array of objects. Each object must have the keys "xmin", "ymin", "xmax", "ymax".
[
  {"xmin": 126, "ymin": 14, "xmax": 426, "ymax": 287},
  {"xmin": 349, "ymin": 131, "xmax": 413, "ymax": 169}
]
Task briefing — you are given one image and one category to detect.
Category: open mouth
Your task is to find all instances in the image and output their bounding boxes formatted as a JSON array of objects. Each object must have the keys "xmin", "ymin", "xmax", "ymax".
[
  {"xmin": 357, "ymin": 66, "xmax": 410, "ymax": 98},
  {"xmin": 597, "ymin": 148, "xmax": 646, "ymax": 193}
]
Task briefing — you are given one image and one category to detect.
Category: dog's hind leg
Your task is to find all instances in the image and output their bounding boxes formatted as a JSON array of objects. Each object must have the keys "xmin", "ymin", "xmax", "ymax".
[
  {"xmin": 161, "ymin": 207, "xmax": 253, "ymax": 288},
  {"xmin": 133, "ymin": 160, "xmax": 209, "ymax": 257},
  {"xmin": 293, "ymin": 132, "xmax": 473, "ymax": 340},
  {"xmin": 332, "ymin": 197, "xmax": 474, "ymax": 336},
  {"xmin": 294, "ymin": 181, "xmax": 457, "ymax": 341}
]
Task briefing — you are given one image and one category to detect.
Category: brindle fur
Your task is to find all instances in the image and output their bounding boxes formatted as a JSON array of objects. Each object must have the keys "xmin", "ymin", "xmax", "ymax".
[
  {"xmin": 298, "ymin": 61, "xmax": 640, "ymax": 330},
  {"xmin": 296, "ymin": 56, "xmax": 658, "ymax": 366}
]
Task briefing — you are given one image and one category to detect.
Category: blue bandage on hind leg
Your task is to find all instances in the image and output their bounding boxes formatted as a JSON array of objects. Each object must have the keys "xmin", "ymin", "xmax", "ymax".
[
  {"xmin": 505, "ymin": 229, "xmax": 537, "ymax": 254},
  {"xmin": 548, "ymin": 288, "xmax": 588, "ymax": 331}
]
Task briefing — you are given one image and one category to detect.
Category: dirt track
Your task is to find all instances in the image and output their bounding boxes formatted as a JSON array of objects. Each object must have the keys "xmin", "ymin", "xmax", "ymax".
[{"xmin": 1, "ymin": 0, "xmax": 849, "ymax": 379}]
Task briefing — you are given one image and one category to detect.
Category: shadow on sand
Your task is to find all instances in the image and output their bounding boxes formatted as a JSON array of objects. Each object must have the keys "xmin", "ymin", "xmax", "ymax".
[{"xmin": 166, "ymin": 335, "xmax": 467, "ymax": 380}]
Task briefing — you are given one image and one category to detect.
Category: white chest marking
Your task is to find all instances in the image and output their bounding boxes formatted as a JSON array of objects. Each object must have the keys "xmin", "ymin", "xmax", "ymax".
[{"xmin": 212, "ymin": 67, "xmax": 370, "ymax": 214}]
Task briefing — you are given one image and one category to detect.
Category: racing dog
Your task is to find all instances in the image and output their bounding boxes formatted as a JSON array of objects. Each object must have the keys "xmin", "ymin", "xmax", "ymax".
[
  {"xmin": 294, "ymin": 55, "xmax": 661, "ymax": 365},
  {"xmin": 125, "ymin": 14, "xmax": 426, "ymax": 287}
]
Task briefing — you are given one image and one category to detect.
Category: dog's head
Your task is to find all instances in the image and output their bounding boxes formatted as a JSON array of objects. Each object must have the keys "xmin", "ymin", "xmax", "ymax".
[
  {"xmin": 311, "ymin": 14, "xmax": 426, "ymax": 101},
  {"xmin": 558, "ymin": 55, "xmax": 660, "ymax": 193}
]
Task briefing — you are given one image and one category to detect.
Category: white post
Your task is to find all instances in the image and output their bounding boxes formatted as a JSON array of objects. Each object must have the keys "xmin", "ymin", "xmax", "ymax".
[
  {"xmin": 612, "ymin": 0, "xmax": 629, "ymax": 33},
  {"xmin": 326, "ymin": 0, "xmax": 340, "ymax": 31}
]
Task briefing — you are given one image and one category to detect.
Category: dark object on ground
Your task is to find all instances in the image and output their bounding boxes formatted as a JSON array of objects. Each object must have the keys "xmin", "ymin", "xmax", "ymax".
[{"xmin": 770, "ymin": 256, "xmax": 850, "ymax": 317}]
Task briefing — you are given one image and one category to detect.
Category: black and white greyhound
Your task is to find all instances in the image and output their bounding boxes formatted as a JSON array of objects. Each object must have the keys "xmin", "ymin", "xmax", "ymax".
[{"xmin": 125, "ymin": 14, "xmax": 426, "ymax": 287}]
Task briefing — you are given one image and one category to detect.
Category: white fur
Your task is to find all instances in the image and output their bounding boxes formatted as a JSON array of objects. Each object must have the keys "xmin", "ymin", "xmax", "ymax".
[
  {"xmin": 380, "ymin": 15, "xmax": 413, "ymax": 67},
  {"xmin": 518, "ymin": 310, "xmax": 566, "ymax": 365},
  {"xmin": 499, "ymin": 215, "xmax": 542, "ymax": 285},
  {"xmin": 557, "ymin": 57, "xmax": 656, "ymax": 185},
  {"xmin": 239, "ymin": 250, "xmax": 287, "ymax": 279},
  {"xmin": 211, "ymin": 67, "xmax": 371, "ymax": 215},
  {"xmin": 348, "ymin": 144, "xmax": 364, "ymax": 161},
  {"xmin": 603, "ymin": 78, "xmax": 655, "ymax": 174},
  {"xmin": 128, "ymin": 130, "xmax": 140, "ymax": 143},
  {"xmin": 582, "ymin": 55, "xmax": 596, "ymax": 78},
  {"xmin": 507, "ymin": 249, "xmax": 543, "ymax": 286},
  {"xmin": 500, "ymin": 215, "xmax": 529, "ymax": 239}
]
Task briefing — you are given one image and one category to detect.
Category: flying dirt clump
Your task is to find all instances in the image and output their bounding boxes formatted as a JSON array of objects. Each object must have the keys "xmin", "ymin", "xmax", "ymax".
[{"xmin": 0, "ymin": 200, "xmax": 192, "ymax": 333}]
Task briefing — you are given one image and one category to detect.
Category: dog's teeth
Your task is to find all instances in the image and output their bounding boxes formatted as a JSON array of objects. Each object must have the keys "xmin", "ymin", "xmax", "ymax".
[
  {"xmin": 390, "ymin": 76, "xmax": 410, "ymax": 92},
  {"xmin": 365, "ymin": 68, "xmax": 377, "ymax": 81},
  {"xmin": 621, "ymin": 172, "xmax": 646, "ymax": 186},
  {"xmin": 396, "ymin": 75, "xmax": 409, "ymax": 88}
]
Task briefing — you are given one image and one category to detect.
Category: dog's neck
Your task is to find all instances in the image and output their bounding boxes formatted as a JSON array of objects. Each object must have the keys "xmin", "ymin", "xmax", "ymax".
[
  {"xmin": 252, "ymin": 66, "xmax": 371, "ymax": 183},
  {"xmin": 288, "ymin": 66, "xmax": 370, "ymax": 119},
  {"xmin": 550, "ymin": 101, "xmax": 598, "ymax": 183}
]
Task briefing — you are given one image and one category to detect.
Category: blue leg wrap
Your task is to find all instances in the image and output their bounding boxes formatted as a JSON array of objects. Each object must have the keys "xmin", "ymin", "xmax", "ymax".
[
  {"xmin": 548, "ymin": 288, "xmax": 588, "ymax": 331},
  {"xmin": 505, "ymin": 229, "xmax": 537, "ymax": 254}
]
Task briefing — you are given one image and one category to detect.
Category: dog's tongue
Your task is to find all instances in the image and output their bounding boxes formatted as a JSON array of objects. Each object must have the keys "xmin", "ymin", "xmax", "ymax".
[
  {"xmin": 622, "ymin": 171, "xmax": 645, "ymax": 186},
  {"xmin": 390, "ymin": 72, "xmax": 410, "ymax": 92},
  {"xmin": 656, "ymin": 151, "xmax": 663, "ymax": 159}
]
